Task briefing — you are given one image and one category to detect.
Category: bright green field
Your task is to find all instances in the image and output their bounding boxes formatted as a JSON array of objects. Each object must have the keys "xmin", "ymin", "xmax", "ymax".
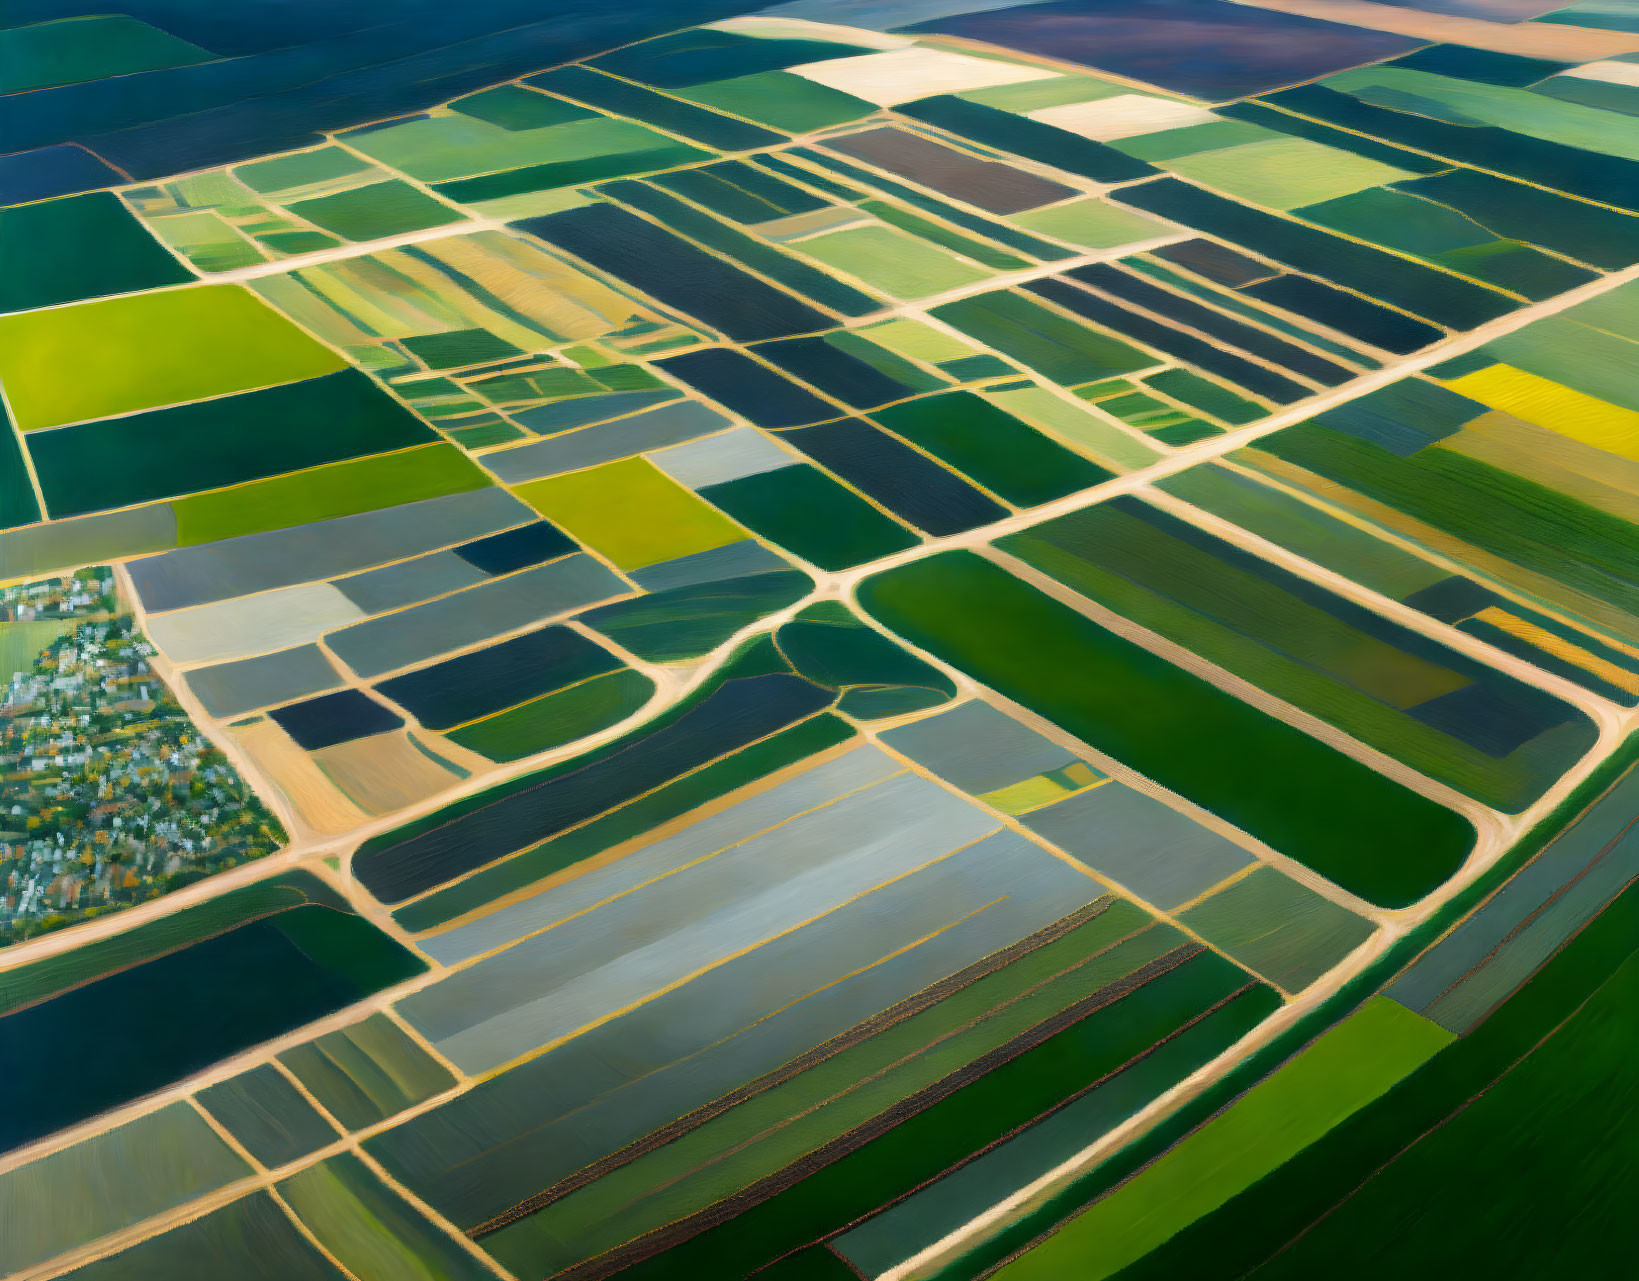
[
  {"xmin": 1164, "ymin": 137, "xmax": 1415, "ymax": 210},
  {"xmin": 172, "ymin": 443, "xmax": 491, "ymax": 545},
  {"xmin": 341, "ymin": 114, "xmax": 677, "ymax": 185},
  {"xmin": 993, "ymin": 998, "xmax": 1451, "ymax": 1281},
  {"xmin": 0, "ymin": 619, "xmax": 77, "ymax": 683},
  {"xmin": 513, "ymin": 457, "xmax": 747, "ymax": 571},
  {"xmin": 1012, "ymin": 198, "xmax": 1171, "ymax": 250},
  {"xmin": 797, "ymin": 225, "xmax": 991, "ymax": 299},
  {"xmin": 0, "ymin": 284, "xmax": 345, "ymax": 430},
  {"xmin": 1326, "ymin": 65, "xmax": 1639, "ymax": 163}
]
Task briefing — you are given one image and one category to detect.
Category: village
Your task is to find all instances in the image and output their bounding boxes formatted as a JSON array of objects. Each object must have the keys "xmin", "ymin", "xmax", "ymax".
[{"xmin": 0, "ymin": 570, "xmax": 284, "ymax": 943}]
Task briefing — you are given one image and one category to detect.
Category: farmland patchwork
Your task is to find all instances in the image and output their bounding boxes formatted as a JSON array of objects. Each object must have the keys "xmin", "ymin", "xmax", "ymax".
[{"xmin": 5, "ymin": 1, "xmax": 1639, "ymax": 1278}]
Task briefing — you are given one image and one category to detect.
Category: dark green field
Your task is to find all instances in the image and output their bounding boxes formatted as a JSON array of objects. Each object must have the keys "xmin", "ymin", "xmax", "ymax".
[
  {"xmin": 0, "ymin": 871, "xmax": 423, "ymax": 1153},
  {"xmin": 1001, "ymin": 497, "xmax": 1597, "ymax": 810},
  {"xmin": 1106, "ymin": 864, "xmax": 1639, "ymax": 1281},
  {"xmin": 615, "ymin": 951, "xmax": 1274, "ymax": 1280},
  {"xmin": 0, "ymin": 191, "xmax": 191, "ymax": 312},
  {"xmin": 857, "ymin": 552, "xmax": 1474, "ymax": 906}
]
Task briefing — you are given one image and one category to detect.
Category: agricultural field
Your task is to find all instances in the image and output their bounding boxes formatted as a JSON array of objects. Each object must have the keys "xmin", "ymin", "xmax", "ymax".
[{"xmin": 6, "ymin": 0, "xmax": 1639, "ymax": 1278}]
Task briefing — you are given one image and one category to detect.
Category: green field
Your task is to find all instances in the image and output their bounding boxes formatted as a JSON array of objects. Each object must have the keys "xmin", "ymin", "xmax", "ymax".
[
  {"xmin": 1012, "ymin": 198, "xmax": 1170, "ymax": 249},
  {"xmin": 172, "ymin": 444, "xmax": 491, "ymax": 544},
  {"xmin": 341, "ymin": 114, "xmax": 665, "ymax": 185},
  {"xmin": 700, "ymin": 464, "xmax": 919, "ymax": 570},
  {"xmin": 279, "ymin": 1015, "xmax": 454, "ymax": 1131},
  {"xmin": 0, "ymin": 192, "xmax": 194, "ymax": 314},
  {"xmin": 993, "ymin": 998, "xmax": 1450, "ymax": 1281},
  {"xmin": 0, "ymin": 15, "xmax": 212, "ymax": 93},
  {"xmin": 514, "ymin": 457, "xmax": 749, "ymax": 571},
  {"xmin": 281, "ymin": 1154, "xmax": 493, "ymax": 1281},
  {"xmin": 679, "ymin": 71, "xmax": 876, "ymax": 132},
  {"xmin": 1250, "ymin": 954, "xmax": 1639, "ymax": 1279},
  {"xmin": 0, "ymin": 284, "xmax": 346, "ymax": 429},
  {"xmin": 856, "ymin": 552, "xmax": 1475, "ymax": 907},
  {"xmin": 1250, "ymin": 418, "xmax": 1639, "ymax": 623},
  {"xmin": 1109, "ymin": 850, "xmax": 1639, "ymax": 1281},
  {"xmin": 483, "ymin": 908, "xmax": 1188, "ymax": 1274},
  {"xmin": 0, "ymin": 871, "xmax": 385, "ymax": 1015},
  {"xmin": 9, "ymin": 20, "xmax": 1638, "ymax": 1281},
  {"xmin": 283, "ymin": 180, "xmax": 464, "ymax": 240},
  {"xmin": 1158, "ymin": 465, "xmax": 1451, "ymax": 600},
  {"xmin": 1000, "ymin": 498, "xmax": 1597, "ymax": 810},
  {"xmin": 614, "ymin": 957, "xmax": 1276, "ymax": 1280},
  {"xmin": 1165, "ymin": 137, "xmax": 1415, "ymax": 210},
  {"xmin": 0, "ymin": 618, "xmax": 76, "ymax": 683},
  {"xmin": 235, "ymin": 145, "xmax": 371, "ymax": 193},
  {"xmin": 797, "ymin": 224, "xmax": 991, "ymax": 299},
  {"xmin": 448, "ymin": 667, "xmax": 656, "ymax": 762},
  {"xmin": 932, "ymin": 291, "xmax": 1152, "ymax": 387},
  {"xmin": 0, "ymin": 1103, "xmax": 249, "ymax": 1276}
]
